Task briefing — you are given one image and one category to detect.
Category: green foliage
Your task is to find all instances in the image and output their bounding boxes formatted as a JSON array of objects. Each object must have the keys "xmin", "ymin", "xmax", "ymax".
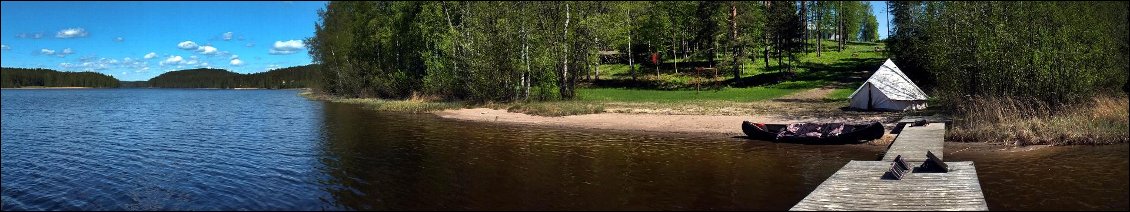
[
  {"xmin": 1, "ymin": 67, "xmax": 120, "ymax": 88},
  {"xmin": 860, "ymin": 2, "xmax": 880, "ymax": 42},
  {"xmin": 838, "ymin": 1, "xmax": 866, "ymax": 42},
  {"xmin": 889, "ymin": 1, "xmax": 1129, "ymax": 105},
  {"xmin": 309, "ymin": 1, "xmax": 605, "ymax": 101},
  {"xmin": 146, "ymin": 64, "xmax": 318, "ymax": 88},
  {"xmin": 305, "ymin": 1, "xmax": 896, "ymax": 104}
]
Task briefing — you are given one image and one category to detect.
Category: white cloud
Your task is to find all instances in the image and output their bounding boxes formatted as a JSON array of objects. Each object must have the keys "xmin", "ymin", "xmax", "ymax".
[
  {"xmin": 136, "ymin": 67, "xmax": 150, "ymax": 73},
  {"xmin": 230, "ymin": 58, "xmax": 244, "ymax": 66},
  {"xmin": 56, "ymin": 28, "xmax": 89, "ymax": 38},
  {"xmin": 246, "ymin": 42, "xmax": 255, "ymax": 47},
  {"xmin": 32, "ymin": 33, "xmax": 44, "ymax": 39},
  {"xmin": 230, "ymin": 55, "xmax": 239, "ymax": 60},
  {"xmin": 1, "ymin": 44, "xmax": 10, "ymax": 50},
  {"xmin": 185, "ymin": 59, "xmax": 199, "ymax": 65},
  {"xmin": 177, "ymin": 41, "xmax": 198, "ymax": 50},
  {"xmin": 59, "ymin": 60, "xmax": 112, "ymax": 72},
  {"xmin": 144, "ymin": 52, "xmax": 158, "ymax": 59},
  {"xmin": 48, "ymin": 48, "xmax": 75, "ymax": 58},
  {"xmin": 264, "ymin": 64, "xmax": 282, "ymax": 71},
  {"xmin": 115, "ymin": 37, "xmax": 124, "ymax": 42},
  {"xmin": 269, "ymin": 40, "xmax": 305, "ymax": 55},
  {"xmin": 160, "ymin": 55, "xmax": 184, "ymax": 66},
  {"xmin": 197, "ymin": 45, "xmax": 218, "ymax": 54},
  {"xmin": 222, "ymin": 32, "xmax": 234, "ymax": 41}
]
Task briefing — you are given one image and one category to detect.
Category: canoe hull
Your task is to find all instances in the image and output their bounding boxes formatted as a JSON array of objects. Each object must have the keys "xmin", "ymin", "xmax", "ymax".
[{"xmin": 742, "ymin": 121, "xmax": 885, "ymax": 143}]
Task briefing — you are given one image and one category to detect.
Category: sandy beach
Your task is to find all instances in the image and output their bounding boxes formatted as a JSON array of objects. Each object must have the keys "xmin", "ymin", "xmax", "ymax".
[{"xmin": 435, "ymin": 89, "xmax": 900, "ymax": 139}]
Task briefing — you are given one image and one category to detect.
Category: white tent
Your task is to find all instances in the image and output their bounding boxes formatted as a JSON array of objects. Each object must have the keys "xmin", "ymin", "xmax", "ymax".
[{"xmin": 849, "ymin": 59, "xmax": 929, "ymax": 111}]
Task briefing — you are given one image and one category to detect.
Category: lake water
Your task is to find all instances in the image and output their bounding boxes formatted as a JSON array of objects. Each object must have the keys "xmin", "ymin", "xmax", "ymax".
[{"xmin": 1, "ymin": 89, "xmax": 1126, "ymax": 210}]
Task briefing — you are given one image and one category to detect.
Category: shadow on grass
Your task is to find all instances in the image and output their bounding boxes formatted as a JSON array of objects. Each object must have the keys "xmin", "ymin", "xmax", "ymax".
[
  {"xmin": 721, "ymin": 57, "xmax": 883, "ymax": 88},
  {"xmin": 608, "ymin": 60, "xmax": 721, "ymax": 78},
  {"xmin": 793, "ymin": 57, "xmax": 885, "ymax": 85},
  {"xmin": 593, "ymin": 57, "xmax": 884, "ymax": 91}
]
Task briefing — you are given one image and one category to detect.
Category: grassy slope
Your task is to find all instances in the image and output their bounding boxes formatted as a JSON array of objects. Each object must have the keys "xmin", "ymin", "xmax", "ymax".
[
  {"xmin": 316, "ymin": 40, "xmax": 890, "ymax": 116},
  {"xmin": 580, "ymin": 40, "xmax": 883, "ymax": 103}
]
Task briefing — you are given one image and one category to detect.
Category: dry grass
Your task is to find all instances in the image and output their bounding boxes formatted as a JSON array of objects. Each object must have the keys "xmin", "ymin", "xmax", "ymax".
[
  {"xmin": 504, "ymin": 101, "xmax": 605, "ymax": 117},
  {"xmin": 300, "ymin": 90, "xmax": 467, "ymax": 113},
  {"xmin": 948, "ymin": 96, "xmax": 1129, "ymax": 146}
]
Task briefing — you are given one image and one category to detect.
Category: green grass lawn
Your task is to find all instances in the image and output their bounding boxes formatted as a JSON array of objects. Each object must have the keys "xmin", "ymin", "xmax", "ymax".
[
  {"xmin": 825, "ymin": 88, "xmax": 856, "ymax": 101},
  {"xmin": 577, "ymin": 87, "xmax": 801, "ymax": 102}
]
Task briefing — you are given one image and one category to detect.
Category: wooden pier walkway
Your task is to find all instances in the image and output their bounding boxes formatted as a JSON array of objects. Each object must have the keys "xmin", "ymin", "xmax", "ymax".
[
  {"xmin": 790, "ymin": 122, "xmax": 989, "ymax": 211},
  {"xmin": 882, "ymin": 123, "xmax": 946, "ymax": 162}
]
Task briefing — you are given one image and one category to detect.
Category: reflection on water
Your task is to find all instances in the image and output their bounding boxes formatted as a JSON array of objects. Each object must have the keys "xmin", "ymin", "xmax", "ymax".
[
  {"xmin": 2, "ymin": 89, "xmax": 1125, "ymax": 210},
  {"xmin": 947, "ymin": 143, "xmax": 1129, "ymax": 211},
  {"xmin": 315, "ymin": 102, "xmax": 885, "ymax": 210}
]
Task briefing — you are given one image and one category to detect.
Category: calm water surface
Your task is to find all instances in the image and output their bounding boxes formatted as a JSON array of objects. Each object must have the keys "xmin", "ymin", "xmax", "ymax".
[{"xmin": 1, "ymin": 89, "xmax": 1126, "ymax": 210}]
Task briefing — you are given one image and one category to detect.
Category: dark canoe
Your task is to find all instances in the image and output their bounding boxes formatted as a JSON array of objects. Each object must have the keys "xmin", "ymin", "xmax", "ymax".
[{"xmin": 741, "ymin": 121, "xmax": 886, "ymax": 143}]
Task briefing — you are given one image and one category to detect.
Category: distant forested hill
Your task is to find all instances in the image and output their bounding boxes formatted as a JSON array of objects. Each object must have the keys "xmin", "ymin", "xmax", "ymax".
[
  {"xmin": 146, "ymin": 64, "xmax": 318, "ymax": 89},
  {"xmin": 1, "ymin": 67, "xmax": 121, "ymax": 88}
]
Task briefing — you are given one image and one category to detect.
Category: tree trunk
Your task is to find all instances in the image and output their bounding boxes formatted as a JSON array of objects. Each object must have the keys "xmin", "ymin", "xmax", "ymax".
[
  {"xmin": 802, "ymin": 1, "xmax": 808, "ymax": 53},
  {"xmin": 730, "ymin": 1, "xmax": 740, "ymax": 80},
  {"xmin": 672, "ymin": 33, "xmax": 678, "ymax": 75},
  {"xmin": 441, "ymin": 1, "xmax": 462, "ymax": 97},
  {"xmin": 817, "ymin": 1, "xmax": 822, "ymax": 57},
  {"xmin": 838, "ymin": 1, "xmax": 844, "ymax": 52},
  {"xmin": 628, "ymin": 9, "xmax": 635, "ymax": 81},
  {"xmin": 561, "ymin": 3, "xmax": 571, "ymax": 99},
  {"xmin": 764, "ymin": 1, "xmax": 771, "ymax": 71},
  {"xmin": 680, "ymin": 33, "xmax": 687, "ymax": 73},
  {"xmin": 776, "ymin": 34, "xmax": 782, "ymax": 68},
  {"xmin": 522, "ymin": 16, "xmax": 531, "ymax": 100},
  {"xmin": 595, "ymin": 37, "xmax": 600, "ymax": 80},
  {"xmin": 886, "ymin": 1, "xmax": 891, "ymax": 40}
]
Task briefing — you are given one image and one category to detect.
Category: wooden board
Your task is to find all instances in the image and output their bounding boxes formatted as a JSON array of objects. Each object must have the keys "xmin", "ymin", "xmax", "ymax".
[
  {"xmin": 883, "ymin": 123, "xmax": 946, "ymax": 162},
  {"xmin": 791, "ymin": 161, "xmax": 988, "ymax": 211}
]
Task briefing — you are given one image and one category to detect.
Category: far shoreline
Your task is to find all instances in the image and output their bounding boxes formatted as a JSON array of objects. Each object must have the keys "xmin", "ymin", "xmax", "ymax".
[{"xmin": 1, "ymin": 87, "xmax": 95, "ymax": 89}]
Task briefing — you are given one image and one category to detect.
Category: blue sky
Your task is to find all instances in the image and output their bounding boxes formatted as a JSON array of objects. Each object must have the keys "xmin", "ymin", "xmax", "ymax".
[
  {"xmin": 870, "ymin": 1, "xmax": 891, "ymax": 40},
  {"xmin": 1, "ymin": 1, "xmax": 327, "ymax": 81}
]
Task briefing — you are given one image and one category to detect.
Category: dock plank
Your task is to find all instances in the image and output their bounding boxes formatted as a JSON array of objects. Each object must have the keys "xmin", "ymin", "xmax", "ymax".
[
  {"xmin": 883, "ymin": 123, "xmax": 946, "ymax": 162},
  {"xmin": 791, "ymin": 161, "xmax": 988, "ymax": 211}
]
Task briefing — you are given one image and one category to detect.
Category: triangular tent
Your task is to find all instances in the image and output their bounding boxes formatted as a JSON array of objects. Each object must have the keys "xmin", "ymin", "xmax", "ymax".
[{"xmin": 849, "ymin": 59, "xmax": 929, "ymax": 111}]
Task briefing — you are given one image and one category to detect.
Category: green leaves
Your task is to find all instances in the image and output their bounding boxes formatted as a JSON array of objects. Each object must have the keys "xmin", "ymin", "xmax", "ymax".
[{"xmin": 888, "ymin": 1, "xmax": 1128, "ymax": 105}]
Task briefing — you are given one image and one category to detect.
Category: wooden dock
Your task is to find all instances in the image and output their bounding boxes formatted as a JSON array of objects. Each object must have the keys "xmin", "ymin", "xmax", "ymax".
[
  {"xmin": 791, "ymin": 122, "xmax": 989, "ymax": 211},
  {"xmin": 882, "ymin": 123, "xmax": 946, "ymax": 162}
]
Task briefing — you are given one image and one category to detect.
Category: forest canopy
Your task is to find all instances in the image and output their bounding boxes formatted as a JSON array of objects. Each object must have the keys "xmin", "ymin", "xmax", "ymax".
[{"xmin": 1, "ymin": 67, "xmax": 121, "ymax": 88}]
